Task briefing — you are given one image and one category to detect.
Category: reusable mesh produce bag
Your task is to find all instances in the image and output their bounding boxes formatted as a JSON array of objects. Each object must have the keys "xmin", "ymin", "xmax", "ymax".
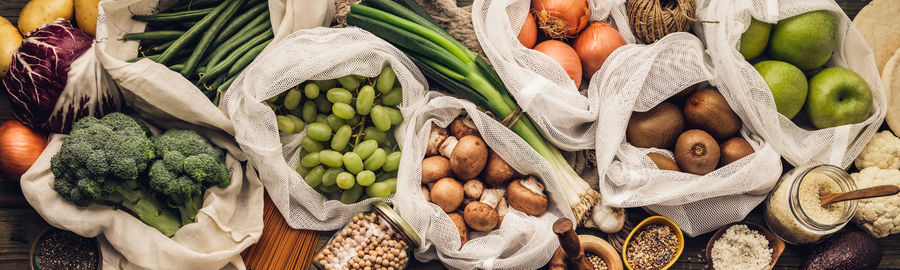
[
  {"xmin": 594, "ymin": 33, "xmax": 783, "ymax": 236},
  {"xmin": 222, "ymin": 27, "xmax": 428, "ymax": 230},
  {"xmin": 94, "ymin": 0, "xmax": 333, "ymax": 134},
  {"xmin": 469, "ymin": 0, "xmax": 635, "ymax": 150},
  {"xmin": 694, "ymin": 0, "xmax": 887, "ymax": 168},
  {"xmin": 20, "ymin": 118, "xmax": 264, "ymax": 270},
  {"xmin": 394, "ymin": 94, "xmax": 574, "ymax": 269}
]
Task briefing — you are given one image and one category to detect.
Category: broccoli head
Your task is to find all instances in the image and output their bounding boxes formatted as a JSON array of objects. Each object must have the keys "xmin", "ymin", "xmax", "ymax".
[
  {"xmin": 50, "ymin": 113, "xmax": 181, "ymax": 237},
  {"xmin": 148, "ymin": 129, "xmax": 230, "ymax": 225}
]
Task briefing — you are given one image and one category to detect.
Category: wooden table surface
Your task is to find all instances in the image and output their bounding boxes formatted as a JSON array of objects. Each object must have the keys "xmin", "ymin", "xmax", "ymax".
[{"xmin": 1, "ymin": 0, "xmax": 898, "ymax": 269}]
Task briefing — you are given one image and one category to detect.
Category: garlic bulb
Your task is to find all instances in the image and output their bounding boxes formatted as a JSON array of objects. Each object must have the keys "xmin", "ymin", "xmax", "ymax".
[{"xmin": 590, "ymin": 204, "xmax": 625, "ymax": 233}]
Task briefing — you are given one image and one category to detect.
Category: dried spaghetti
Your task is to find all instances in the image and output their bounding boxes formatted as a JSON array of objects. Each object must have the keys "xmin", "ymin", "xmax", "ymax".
[{"xmin": 242, "ymin": 194, "xmax": 319, "ymax": 269}]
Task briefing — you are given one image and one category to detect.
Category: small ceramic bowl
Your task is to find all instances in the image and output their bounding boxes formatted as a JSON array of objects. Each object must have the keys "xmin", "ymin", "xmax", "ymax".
[
  {"xmin": 705, "ymin": 221, "xmax": 785, "ymax": 270},
  {"xmin": 622, "ymin": 216, "xmax": 684, "ymax": 270},
  {"xmin": 30, "ymin": 228, "xmax": 102, "ymax": 270},
  {"xmin": 579, "ymin": 234, "xmax": 624, "ymax": 270}
]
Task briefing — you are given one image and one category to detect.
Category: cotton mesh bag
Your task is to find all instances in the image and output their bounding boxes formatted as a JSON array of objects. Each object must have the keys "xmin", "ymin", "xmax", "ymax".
[
  {"xmin": 20, "ymin": 117, "xmax": 264, "ymax": 270},
  {"xmin": 470, "ymin": 0, "xmax": 635, "ymax": 150},
  {"xmin": 393, "ymin": 94, "xmax": 573, "ymax": 269},
  {"xmin": 93, "ymin": 0, "xmax": 333, "ymax": 134},
  {"xmin": 694, "ymin": 0, "xmax": 887, "ymax": 168},
  {"xmin": 222, "ymin": 27, "xmax": 428, "ymax": 230},
  {"xmin": 594, "ymin": 33, "xmax": 783, "ymax": 236}
]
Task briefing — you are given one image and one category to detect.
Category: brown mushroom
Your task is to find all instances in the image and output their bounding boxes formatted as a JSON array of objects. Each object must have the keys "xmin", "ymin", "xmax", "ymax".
[
  {"xmin": 439, "ymin": 136, "xmax": 459, "ymax": 158},
  {"xmin": 463, "ymin": 179, "xmax": 485, "ymax": 199},
  {"xmin": 482, "ymin": 150, "xmax": 516, "ymax": 187},
  {"xmin": 431, "ymin": 178, "xmax": 464, "ymax": 213},
  {"xmin": 422, "ymin": 156, "xmax": 452, "ymax": 184},
  {"xmin": 421, "ymin": 185, "xmax": 431, "ymax": 202},
  {"xmin": 450, "ymin": 115, "xmax": 479, "ymax": 138},
  {"xmin": 495, "ymin": 197, "xmax": 508, "ymax": 230},
  {"xmin": 464, "ymin": 188, "xmax": 504, "ymax": 232},
  {"xmin": 426, "ymin": 124, "xmax": 449, "ymax": 156},
  {"xmin": 450, "ymin": 135, "xmax": 489, "ymax": 180},
  {"xmin": 507, "ymin": 176, "xmax": 549, "ymax": 216},
  {"xmin": 448, "ymin": 213, "xmax": 468, "ymax": 247}
]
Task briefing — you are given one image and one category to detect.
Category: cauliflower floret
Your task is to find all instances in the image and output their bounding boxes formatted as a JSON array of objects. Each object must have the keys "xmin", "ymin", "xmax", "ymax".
[
  {"xmin": 850, "ymin": 167, "xmax": 900, "ymax": 238},
  {"xmin": 855, "ymin": 131, "xmax": 900, "ymax": 170}
]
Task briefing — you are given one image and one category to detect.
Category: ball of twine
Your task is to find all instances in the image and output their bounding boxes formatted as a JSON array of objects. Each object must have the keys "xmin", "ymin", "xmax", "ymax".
[{"xmin": 626, "ymin": 0, "xmax": 702, "ymax": 44}]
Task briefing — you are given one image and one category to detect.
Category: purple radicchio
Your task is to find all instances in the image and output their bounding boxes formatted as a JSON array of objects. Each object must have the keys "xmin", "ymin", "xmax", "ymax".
[{"xmin": 1, "ymin": 19, "xmax": 121, "ymax": 133}]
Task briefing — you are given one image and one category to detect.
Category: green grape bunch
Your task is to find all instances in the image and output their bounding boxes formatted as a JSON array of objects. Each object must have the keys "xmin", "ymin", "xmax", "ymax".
[{"xmin": 267, "ymin": 66, "xmax": 403, "ymax": 204}]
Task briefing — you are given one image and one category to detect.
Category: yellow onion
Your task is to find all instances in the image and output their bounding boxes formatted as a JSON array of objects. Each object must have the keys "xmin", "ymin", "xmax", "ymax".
[
  {"xmin": 0, "ymin": 120, "xmax": 47, "ymax": 181},
  {"xmin": 532, "ymin": 0, "xmax": 590, "ymax": 38}
]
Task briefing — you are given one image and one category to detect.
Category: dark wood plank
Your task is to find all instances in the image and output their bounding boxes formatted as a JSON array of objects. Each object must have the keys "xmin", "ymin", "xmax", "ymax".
[{"xmin": 0, "ymin": 207, "xmax": 51, "ymax": 269}]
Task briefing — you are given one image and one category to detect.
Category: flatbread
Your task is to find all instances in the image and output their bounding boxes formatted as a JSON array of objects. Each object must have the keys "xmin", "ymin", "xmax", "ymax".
[
  {"xmin": 883, "ymin": 48, "xmax": 900, "ymax": 135},
  {"xmin": 854, "ymin": 0, "xmax": 900, "ymax": 72}
]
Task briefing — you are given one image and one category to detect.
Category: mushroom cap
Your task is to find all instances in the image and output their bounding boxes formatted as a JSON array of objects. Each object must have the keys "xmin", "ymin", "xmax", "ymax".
[
  {"xmin": 430, "ymin": 178, "xmax": 464, "ymax": 213},
  {"xmin": 464, "ymin": 201, "xmax": 500, "ymax": 232},
  {"xmin": 463, "ymin": 179, "xmax": 485, "ymax": 199},
  {"xmin": 450, "ymin": 116, "xmax": 479, "ymax": 138},
  {"xmin": 482, "ymin": 151, "xmax": 515, "ymax": 186},
  {"xmin": 507, "ymin": 179, "xmax": 549, "ymax": 216},
  {"xmin": 447, "ymin": 212, "xmax": 468, "ymax": 246},
  {"xmin": 450, "ymin": 135, "xmax": 489, "ymax": 180},
  {"xmin": 422, "ymin": 156, "xmax": 452, "ymax": 184},
  {"xmin": 421, "ymin": 185, "xmax": 431, "ymax": 202}
]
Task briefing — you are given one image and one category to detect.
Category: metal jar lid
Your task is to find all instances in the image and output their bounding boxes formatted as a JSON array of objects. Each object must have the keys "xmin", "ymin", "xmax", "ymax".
[{"xmin": 372, "ymin": 201, "xmax": 421, "ymax": 248}]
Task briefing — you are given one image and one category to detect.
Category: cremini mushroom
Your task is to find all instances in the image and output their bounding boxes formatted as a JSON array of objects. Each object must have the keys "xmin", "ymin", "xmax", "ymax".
[
  {"xmin": 439, "ymin": 136, "xmax": 459, "ymax": 158},
  {"xmin": 422, "ymin": 156, "xmax": 452, "ymax": 184},
  {"xmin": 482, "ymin": 150, "xmax": 515, "ymax": 186},
  {"xmin": 507, "ymin": 176, "xmax": 549, "ymax": 216},
  {"xmin": 463, "ymin": 179, "xmax": 484, "ymax": 199},
  {"xmin": 422, "ymin": 185, "xmax": 431, "ymax": 202},
  {"xmin": 448, "ymin": 212, "xmax": 468, "ymax": 247},
  {"xmin": 431, "ymin": 178, "xmax": 464, "ymax": 213},
  {"xmin": 450, "ymin": 115, "xmax": 479, "ymax": 138},
  {"xmin": 450, "ymin": 135, "xmax": 489, "ymax": 180},
  {"xmin": 426, "ymin": 124, "xmax": 449, "ymax": 156},
  {"xmin": 464, "ymin": 188, "xmax": 504, "ymax": 232},
  {"xmin": 496, "ymin": 197, "xmax": 508, "ymax": 229}
]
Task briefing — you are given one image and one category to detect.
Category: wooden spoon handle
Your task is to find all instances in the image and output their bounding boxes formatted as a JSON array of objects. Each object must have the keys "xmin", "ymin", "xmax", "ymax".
[{"xmin": 821, "ymin": 185, "xmax": 900, "ymax": 206}]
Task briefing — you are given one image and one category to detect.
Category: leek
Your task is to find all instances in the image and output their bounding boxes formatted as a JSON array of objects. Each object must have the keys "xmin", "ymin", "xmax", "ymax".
[{"xmin": 347, "ymin": 0, "xmax": 601, "ymax": 223}]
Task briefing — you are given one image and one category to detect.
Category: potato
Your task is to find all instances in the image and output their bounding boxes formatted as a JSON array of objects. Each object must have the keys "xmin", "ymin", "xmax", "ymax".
[
  {"xmin": 18, "ymin": 0, "xmax": 75, "ymax": 36},
  {"xmin": 75, "ymin": 0, "xmax": 100, "ymax": 36},
  {"xmin": 0, "ymin": 16, "xmax": 21, "ymax": 77}
]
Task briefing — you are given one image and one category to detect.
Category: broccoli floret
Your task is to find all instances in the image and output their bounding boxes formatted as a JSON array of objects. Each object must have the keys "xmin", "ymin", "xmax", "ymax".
[
  {"xmin": 51, "ymin": 113, "xmax": 182, "ymax": 237},
  {"xmin": 148, "ymin": 129, "xmax": 230, "ymax": 225}
]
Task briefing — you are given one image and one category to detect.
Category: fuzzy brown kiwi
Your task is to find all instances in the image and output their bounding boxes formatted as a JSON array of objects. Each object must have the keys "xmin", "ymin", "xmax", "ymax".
[
  {"xmin": 671, "ymin": 83, "xmax": 699, "ymax": 100},
  {"xmin": 674, "ymin": 129, "xmax": 720, "ymax": 175},
  {"xmin": 719, "ymin": 137, "xmax": 755, "ymax": 166},
  {"xmin": 647, "ymin": 153, "xmax": 680, "ymax": 171},
  {"xmin": 626, "ymin": 102, "xmax": 685, "ymax": 149},
  {"xmin": 683, "ymin": 87, "xmax": 742, "ymax": 139}
]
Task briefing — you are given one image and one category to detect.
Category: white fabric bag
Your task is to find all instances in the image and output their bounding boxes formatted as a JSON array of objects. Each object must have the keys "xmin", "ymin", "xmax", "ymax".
[
  {"xmin": 94, "ymin": 0, "xmax": 333, "ymax": 134},
  {"xmin": 470, "ymin": 0, "xmax": 634, "ymax": 150},
  {"xmin": 20, "ymin": 119, "xmax": 264, "ymax": 270},
  {"xmin": 394, "ymin": 94, "xmax": 574, "ymax": 270},
  {"xmin": 594, "ymin": 33, "xmax": 783, "ymax": 236},
  {"xmin": 222, "ymin": 27, "xmax": 428, "ymax": 230},
  {"xmin": 695, "ymin": 0, "xmax": 887, "ymax": 168}
]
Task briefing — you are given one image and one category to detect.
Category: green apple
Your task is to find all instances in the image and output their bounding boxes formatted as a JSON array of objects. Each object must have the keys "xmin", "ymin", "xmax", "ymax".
[
  {"xmin": 739, "ymin": 18, "xmax": 772, "ymax": 60},
  {"xmin": 754, "ymin": 60, "xmax": 809, "ymax": 119},
  {"xmin": 767, "ymin": 10, "xmax": 837, "ymax": 71},
  {"xmin": 805, "ymin": 67, "xmax": 873, "ymax": 129}
]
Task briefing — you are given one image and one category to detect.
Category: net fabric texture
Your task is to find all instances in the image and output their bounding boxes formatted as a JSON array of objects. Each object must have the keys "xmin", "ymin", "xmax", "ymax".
[
  {"xmin": 222, "ymin": 27, "xmax": 428, "ymax": 230},
  {"xmin": 470, "ymin": 0, "xmax": 635, "ymax": 151},
  {"xmin": 395, "ymin": 94, "xmax": 574, "ymax": 270},
  {"xmin": 593, "ymin": 33, "xmax": 783, "ymax": 236},
  {"xmin": 694, "ymin": 0, "xmax": 887, "ymax": 169},
  {"xmin": 20, "ymin": 119, "xmax": 264, "ymax": 270}
]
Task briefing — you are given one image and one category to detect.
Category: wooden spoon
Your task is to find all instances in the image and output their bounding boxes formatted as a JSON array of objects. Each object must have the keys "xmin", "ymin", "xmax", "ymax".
[{"xmin": 820, "ymin": 185, "xmax": 900, "ymax": 207}]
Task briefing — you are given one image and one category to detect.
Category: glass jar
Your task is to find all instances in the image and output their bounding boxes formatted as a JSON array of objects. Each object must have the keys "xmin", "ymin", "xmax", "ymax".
[
  {"xmin": 764, "ymin": 164, "xmax": 857, "ymax": 245},
  {"xmin": 313, "ymin": 201, "xmax": 420, "ymax": 270}
]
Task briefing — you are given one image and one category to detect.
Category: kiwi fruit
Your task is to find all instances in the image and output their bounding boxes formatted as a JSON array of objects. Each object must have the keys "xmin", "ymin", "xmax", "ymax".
[
  {"xmin": 671, "ymin": 83, "xmax": 699, "ymax": 100},
  {"xmin": 626, "ymin": 102, "xmax": 685, "ymax": 149},
  {"xmin": 719, "ymin": 137, "xmax": 755, "ymax": 166},
  {"xmin": 684, "ymin": 87, "xmax": 742, "ymax": 139},
  {"xmin": 674, "ymin": 129, "xmax": 720, "ymax": 175},
  {"xmin": 648, "ymin": 153, "xmax": 680, "ymax": 171}
]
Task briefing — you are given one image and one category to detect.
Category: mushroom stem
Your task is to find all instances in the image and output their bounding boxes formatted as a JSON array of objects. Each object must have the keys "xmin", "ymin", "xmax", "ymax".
[
  {"xmin": 464, "ymin": 179, "xmax": 485, "ymax": 199},
  {"xmin": 480, "ymin": 188, "xmax": 505, "ymax": 207},
  {"xmin": 496, "ymin": 197, "xmax": 509, "ymax": 229},
  {"xmin": 427, "ymin": 124, "xmax": 449, "ymax": 156},
  {"xmin": 439, "ymin": 136, "xmax": 459, "ymax": 158},
  {"xmin": 520, "ymin": 176, "xmax": 545, "ymax": 194}
]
